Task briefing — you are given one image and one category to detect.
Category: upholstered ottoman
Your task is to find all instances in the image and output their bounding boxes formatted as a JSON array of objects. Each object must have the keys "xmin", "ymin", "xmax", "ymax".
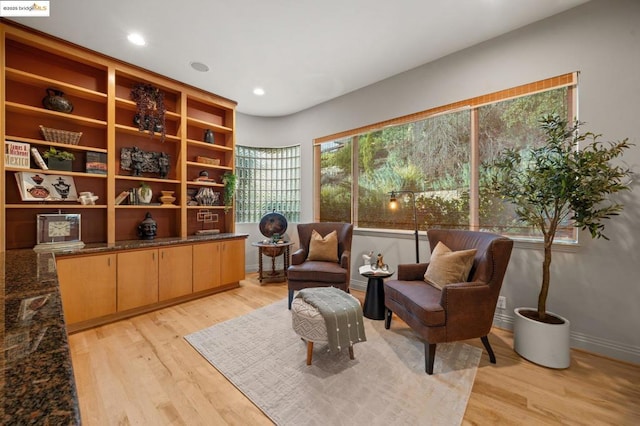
[{"xmin": 291, "ymin": 287, "xmax": 366, "ymax": 365}]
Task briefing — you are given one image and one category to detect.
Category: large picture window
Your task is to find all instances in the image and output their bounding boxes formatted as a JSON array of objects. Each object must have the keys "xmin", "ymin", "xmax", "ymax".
[
  {"xmin": 315, "ymin": 73, "xmax": 577, "ymax": 242},
  {"xmin": 236, "ymin": 145, "xmax": 301, "ymax": 223}
]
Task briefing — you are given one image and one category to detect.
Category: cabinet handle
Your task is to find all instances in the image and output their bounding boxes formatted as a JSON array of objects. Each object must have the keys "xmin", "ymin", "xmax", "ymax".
[
  {"xmin": 108, "ymin": 257, "xmax": 111, "ymax": 267},
  {"xmin": 152, "ymin": 252, "xmax": 155, "ymax": 261}
]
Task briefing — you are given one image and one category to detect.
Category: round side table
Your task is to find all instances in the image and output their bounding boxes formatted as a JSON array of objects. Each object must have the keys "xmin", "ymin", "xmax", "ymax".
[{"xmin": 361, "ymin": 269, "xmax": 394, "ymax": 320}]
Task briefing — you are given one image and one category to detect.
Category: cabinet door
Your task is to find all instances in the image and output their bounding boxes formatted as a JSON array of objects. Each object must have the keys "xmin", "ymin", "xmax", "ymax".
[
  {"xmin": 117, "ymin": 249, "xmax": 159, "ymax": 311},
  {"xmin": 56, "ymin": 254, "xmax": 116, "ymax": 324},
  {"xmin": 220, "ymin": 239, "xmax": 246, "ymax": 285},
  {"xmin": 158, "ymin": 245, "xmax": 193, "ymax": 301},
  {"xmin": 192, "ymin": 242, "xmax": 221, "ymax": 292}
]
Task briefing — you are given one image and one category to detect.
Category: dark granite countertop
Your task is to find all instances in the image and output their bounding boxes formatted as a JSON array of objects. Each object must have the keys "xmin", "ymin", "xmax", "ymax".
[
  {"xmin": 1, "ymin": 249, "xmax": 81, "ymax": 425},
  {"xmin": 55, "ymin": 233, "xmax": 248, "ymax": 257},
  {"xmin": 0, "ymin": 233, "xmax": 247, "ymax": 424}
]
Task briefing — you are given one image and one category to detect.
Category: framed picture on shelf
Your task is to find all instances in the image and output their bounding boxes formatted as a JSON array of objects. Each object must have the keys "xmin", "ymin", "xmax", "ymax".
[{"xmin": 14, "ymin": 172, "xmax": 78, "ymax": 201}]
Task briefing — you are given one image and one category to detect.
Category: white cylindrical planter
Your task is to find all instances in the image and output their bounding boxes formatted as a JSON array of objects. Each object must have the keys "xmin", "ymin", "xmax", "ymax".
[{"xmin": 513, "ymin": 307, "xmax": 571, "ymax": 369}]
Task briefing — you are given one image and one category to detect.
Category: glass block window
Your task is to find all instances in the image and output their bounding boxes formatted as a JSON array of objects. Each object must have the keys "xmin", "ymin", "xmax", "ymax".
[{"xmin": 235, "ymin": 145, "xmax": 301, "ymax": 223}]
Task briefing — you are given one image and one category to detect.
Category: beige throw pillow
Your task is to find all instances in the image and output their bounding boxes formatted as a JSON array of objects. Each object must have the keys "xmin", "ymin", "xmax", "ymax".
[
  {"xmin": 424, "ymin": 242, "xmax": 477, "ymax": 290},
  {"xmin": 307, "ymin": 229, "xmax": 339, "ymax": 262}
]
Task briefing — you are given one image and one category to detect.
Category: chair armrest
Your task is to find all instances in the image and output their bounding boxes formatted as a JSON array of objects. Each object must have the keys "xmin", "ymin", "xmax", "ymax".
[
  {"xmin": 397, "ymin": 263, "xmax": 429, "ymax": 280},
  {"xmin": 291, "ymin": 248, "xmax": 307, "ymax": 265},
  {"xmin": 440, "ymin": 281, "xmax": 495, "ymax": 337},
  {"xmin": 340, "ymin": 250, "xmax": 351, "ymax": 269}
]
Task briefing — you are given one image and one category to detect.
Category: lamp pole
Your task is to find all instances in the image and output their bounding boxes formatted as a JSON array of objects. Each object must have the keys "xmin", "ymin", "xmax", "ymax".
[{"xmin": 389, "ymin": 190, "xmax": 420, "ymax": 263}]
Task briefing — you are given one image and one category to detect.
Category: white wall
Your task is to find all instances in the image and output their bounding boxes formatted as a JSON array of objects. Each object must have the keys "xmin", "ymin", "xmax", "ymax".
[{"xmin": 236, "ymin": 0, "xmax": 640, "ymax": 364}]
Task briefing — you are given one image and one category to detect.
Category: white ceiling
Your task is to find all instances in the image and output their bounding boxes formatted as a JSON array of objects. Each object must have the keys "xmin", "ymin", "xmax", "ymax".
[{"xmin": 9, "ymin": 0, "xmax": 590, "ymax": 117}]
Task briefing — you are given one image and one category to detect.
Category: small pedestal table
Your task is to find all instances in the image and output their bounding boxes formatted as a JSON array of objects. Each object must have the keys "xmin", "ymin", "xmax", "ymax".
[{"xmin": 252, "ymin": 241, "xmax": 294, "ymax": 283}]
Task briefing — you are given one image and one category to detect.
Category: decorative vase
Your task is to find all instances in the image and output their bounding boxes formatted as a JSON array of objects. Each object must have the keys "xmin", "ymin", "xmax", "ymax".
[
  {"xmin": 137, "ymin": 186, "xmax": 153, "ymax": 204},
  {"xmin": 42, "ymin": 88, "xmax": 74, "ymax": 113},
  {"xmin": 159, "ymin": 190, "xmax": 176, "ymax": 205},
  {"xmin": 204, "ymin": 129, "xmax": 215, "ymax": 144},
  {"xmin": 513, "ymin": 307, "xmax": 571, "ymax": 369}
]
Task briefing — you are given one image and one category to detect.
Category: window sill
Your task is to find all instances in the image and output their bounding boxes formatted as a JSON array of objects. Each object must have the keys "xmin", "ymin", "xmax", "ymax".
[{"xmin": 354, "ymin": 227, "xmax": 580, "ymax": 253}]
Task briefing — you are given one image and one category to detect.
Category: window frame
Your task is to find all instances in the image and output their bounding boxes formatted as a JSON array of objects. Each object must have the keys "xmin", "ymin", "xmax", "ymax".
[
  {"xmin": 235, "ymin": 144, "xmax": 301, "ymax": 224},
  {"xmin": 313, "ymin": 73, "xmax": 578, "ymax": 243}
]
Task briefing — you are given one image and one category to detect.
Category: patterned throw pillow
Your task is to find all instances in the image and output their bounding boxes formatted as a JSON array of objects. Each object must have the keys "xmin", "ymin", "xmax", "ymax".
[
  {"xmin": 424, "ymin": 242, "xmax": 477, "ymax": 289},
  {"xmin": 307, "ymin": 229, "xmax": 339, "ymax": 262}
]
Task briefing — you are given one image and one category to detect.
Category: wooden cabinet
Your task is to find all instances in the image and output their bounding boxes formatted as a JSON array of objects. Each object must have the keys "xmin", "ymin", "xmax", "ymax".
[
  {"xmin": 56, "ymin": 253, "xmax": 116, "ymax": 324},
  {"xmin": 193, "ymin": 242, "xmax": 222, "ymax": 292},
  {"xmin": 159, "ymin": 245, "xmax": 193, "ymax": 301},
  {"xmin": 193, "ymin": 239, "xmax": 246, "ymax": 292},
  {"xmin": 55, "ymin": 237, "xmax": 245, "ymax": 331},
  {"xmin": 0, "ymin": 22, "xmax": 237, "ymax": 251},
  {"xmin": 117, "ymin": 249, "xmax": 159, "ymax": 311},
  {"xmin": 221, "ymin": 239, "xmax": 246, "ymax": 285}
]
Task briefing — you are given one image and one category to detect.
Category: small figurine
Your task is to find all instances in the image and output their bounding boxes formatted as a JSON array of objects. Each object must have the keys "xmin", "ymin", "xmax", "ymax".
[
  {"xmin": 194, "ymin": 170, "xmax": 215, "ymax": 182},
  {"xmin": 157, "ymin": 152, "xmax": 170, "ymax": 179},
  {"xmin": 377, "ymin": 253, "xmax": 385, "ymax": 269},
  {"xmin": 137, "ymin": 212, "xmax": 157, "ymax": 240}
]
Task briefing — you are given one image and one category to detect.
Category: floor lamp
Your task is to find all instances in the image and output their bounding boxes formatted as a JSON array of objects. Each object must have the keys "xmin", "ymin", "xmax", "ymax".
[{"xmin": 389, "ymin": 190, "xmax": 420, "ymax": 263}]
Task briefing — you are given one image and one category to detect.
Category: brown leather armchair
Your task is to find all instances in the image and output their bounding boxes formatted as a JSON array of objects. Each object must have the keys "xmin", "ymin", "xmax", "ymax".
[
  {"xmin": 384, "ymin": 229, "xmax": 513, "ymax": 374},
  {"xmin": 287, "ymin": 222, "xmax": 353, "ymax": 309}
]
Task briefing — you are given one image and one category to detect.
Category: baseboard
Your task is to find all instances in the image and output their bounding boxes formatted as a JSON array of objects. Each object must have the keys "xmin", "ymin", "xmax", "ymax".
[{"xmin": 493, "ymin": 311, "xmax": 640, "ymax": 365}]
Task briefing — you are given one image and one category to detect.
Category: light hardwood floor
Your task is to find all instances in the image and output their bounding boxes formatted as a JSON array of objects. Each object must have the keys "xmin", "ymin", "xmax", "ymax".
[{"xmin": 68, "ymin": 275, "xmax": 640, "ymax": 425}]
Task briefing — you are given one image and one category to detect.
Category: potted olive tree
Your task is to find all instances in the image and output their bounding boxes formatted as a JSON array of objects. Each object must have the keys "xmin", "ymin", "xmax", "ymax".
[{"xmin": 487, "ymin": 113, "xmax": 632, "ymax": 368}]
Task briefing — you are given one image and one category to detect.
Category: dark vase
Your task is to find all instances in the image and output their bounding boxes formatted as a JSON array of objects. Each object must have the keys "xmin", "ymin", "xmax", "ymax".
[
  {"xmin": 204, "ymin": 129, "xmax": 215, "ymax": 144},
  {"xmin": 42, "ymin": 88, "xmax": 74, "ymax": 113}
]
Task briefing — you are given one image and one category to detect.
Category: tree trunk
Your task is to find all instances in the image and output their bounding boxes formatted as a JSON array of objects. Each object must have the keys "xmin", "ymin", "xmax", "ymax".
[{"xmin": 538, "ymin": 237, "xmax": 553, "ymax": 320}]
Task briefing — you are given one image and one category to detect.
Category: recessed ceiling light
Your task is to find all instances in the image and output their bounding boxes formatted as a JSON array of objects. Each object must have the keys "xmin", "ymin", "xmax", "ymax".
[
  {"xmin": 127, "ymin": 33, "xmax": 146, "ymax": 46},
  {"xmin": 253, "ymin": 87, "xmax": 265, "ymax": 96},
  {"xmin": 190, "ymin": 61, "xmax": 210, "ymax": 72}
]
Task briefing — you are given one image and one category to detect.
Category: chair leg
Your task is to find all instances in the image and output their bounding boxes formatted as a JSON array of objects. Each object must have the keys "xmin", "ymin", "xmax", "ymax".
[
  {"xmin": 288, "ymin": 289, "xmax": 294, "ymax": 309},
  {"xmin": 425, "ymin": 343, "xmax": 436, "ymax": 375},
  {"xmin": 384, "ymin": 308, "xmax": 393, "ymax": 329},
  {"xmin": 348, "ymin": 344, "xmax": 354, "ymax": 360},
  {"xmin": 306, "ymin": 341, "xmax": 313, "ymax": 365},
  {"xmin": 481, "ymin": 335, "xmax": 496, "ymax": 364}
]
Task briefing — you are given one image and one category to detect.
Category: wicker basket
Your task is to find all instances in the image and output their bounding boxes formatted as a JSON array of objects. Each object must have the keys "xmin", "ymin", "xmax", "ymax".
[
  {"xmin": 39, "ymin": 125, "xmax": 83, "ymax": 145},
  {"xmin": 196, "ymin": 156, "xmax": 221, "ymax": 166}
]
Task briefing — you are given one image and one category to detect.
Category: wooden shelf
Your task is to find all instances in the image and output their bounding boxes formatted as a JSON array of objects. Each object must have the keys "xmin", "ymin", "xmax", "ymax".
[
  {"xmin": 6, "ymin": 67, "xmax": 108, "ymax": 102},
  {"xmin": 5, "ymin": 102, "xmax": 107, "ymax": 128},
  {"xmin": 114, "ymin": 123, "xmax": 181, "ymax": 142},
  {"xmin": 115, "ymin": 175, "xmax": 181, "ymax": 185},
  {"xmin": 116, "ymin": 205, "xmax": 180, "ymax": 209},
  {"xmin": 5, "ymin": 135, "xmax": 108, "ymax": 153},
  {"xmin": 2, "ymin": 21, "xmax": 237, "ymax": 249},
  {"xmin": 115, "ymin": 97, "xmax": 181, "ymax": 120},
  {"xmin": 5, "ymin": 204, "xmax": 107, "ymax": 209},
  {"xmin": 186, "ymin": 116, "xmax": 233, "ymax": 133},
  {"xmin": 187, "ymin": 181, "xmax": 224, "ymax": 188},
  {"xmin": 186, "ymin": 139, "xmax": 233, "ymax": 152},
  {"xmin": 186, "ymin": 161, "xmax": 232, "ymax": 171},
  {"xmin": 6, "ymin": 167, "xmax": 108, "ymax": 179},
  {"xmin": 187, "ymin": 205, "xmax": 225, "ymax": 210}
]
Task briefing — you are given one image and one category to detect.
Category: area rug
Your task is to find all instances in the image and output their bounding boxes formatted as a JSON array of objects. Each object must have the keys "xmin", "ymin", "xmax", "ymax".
[{"xmin": 185, "ymin": 299, "xmax": 481, "ymax": 425}]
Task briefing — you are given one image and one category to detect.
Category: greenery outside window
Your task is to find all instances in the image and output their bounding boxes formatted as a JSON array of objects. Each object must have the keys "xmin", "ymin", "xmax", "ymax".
[
  {"xmin": 315, "ymin": 73, "xmax": 578, "ymax": 243},
  {"xmin": 236, "ymin": 145, "xmax": 301, "ymax": 223}
]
